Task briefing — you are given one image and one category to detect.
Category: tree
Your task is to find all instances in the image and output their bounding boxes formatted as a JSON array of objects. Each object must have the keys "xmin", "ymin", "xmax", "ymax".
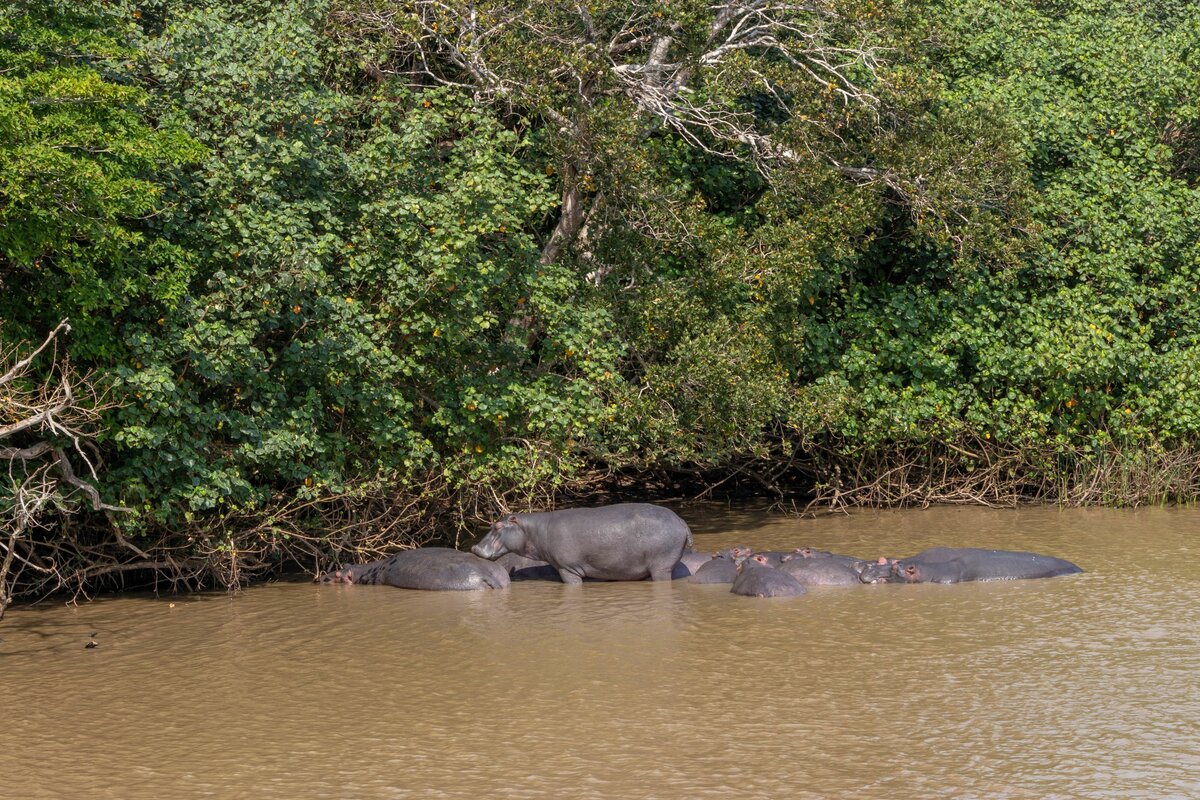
[
  {"xmin": 331, "ymin": 0, "xmax": 889, "ymax": 274},
  {"xmin": 0, "ymin": 321, "xmax": 125, "ymax": 619},
  {"xmin": 0, "ymin": 0, "xmax": 201, "ymax": 353}
]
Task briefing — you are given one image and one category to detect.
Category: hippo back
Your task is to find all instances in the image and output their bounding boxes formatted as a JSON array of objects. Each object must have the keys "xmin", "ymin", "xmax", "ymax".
[
  {"xmin": 779, "ymin": 558, "xmax": 861, "ymax": 586},
  {"xmin": 337, "ymin": 548, "xmax": 511, "ymax": 590},
  {"xmin": 731, "ymin": 567, "xmax": 806, "ymax": 598}
]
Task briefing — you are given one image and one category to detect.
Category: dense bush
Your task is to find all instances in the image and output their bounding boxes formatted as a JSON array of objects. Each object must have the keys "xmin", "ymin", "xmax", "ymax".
[{"xmin": 784, "ymin": 0, "xmax": 1200, "ymax": 504}]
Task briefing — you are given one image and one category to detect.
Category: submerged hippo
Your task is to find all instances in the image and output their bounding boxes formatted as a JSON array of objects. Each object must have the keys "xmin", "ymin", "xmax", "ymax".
[
  {"xmin": 889, "ymin": 548, "xmax": 1083, "ymax": 584},
  {"xmin": 471, "ymin": 503, "xmax": 692, "ymax": 584},
  {"xmin": 783, "ymin": 548, "xmax": 865, "ymax": 567},
  {"xmin": 778, "ymin": 557, "xmax": 862, "ymax": 587},
  {"xmin": 676, "ymin": 549, "xmax": 716, "ymax": 577},
  {"xmin": 688, "ymin": 556, "xmax": 739, "ymax": 584},
  {"xmin": 730, "ymin": 559, "xmax": 807, "ymax": 598},
  {"xmin": 747, "ymin": 550, "xmax": 787, "ymax": 567},
  {"xmin": 322, "ymin": 547, "xmax": 510, "ymax": 590},
  {"xmin": 853, "ymin": 557, "xmax": 900, "ymax": 584}
]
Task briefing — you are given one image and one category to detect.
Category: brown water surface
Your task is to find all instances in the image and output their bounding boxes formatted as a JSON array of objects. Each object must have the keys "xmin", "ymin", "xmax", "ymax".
[{"xmin": 4, "ymin": 505, "xmax": 1200, "ymax": 799}]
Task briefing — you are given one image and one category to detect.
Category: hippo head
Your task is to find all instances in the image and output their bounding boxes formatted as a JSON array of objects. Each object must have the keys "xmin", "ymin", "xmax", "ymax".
[
  {"xmin": 895, "ymin": 561, "xmax": 924, "ymax": 583},
  {"xmin": 471, "ymin": 515, "xmax": 526, "ymax": 561},
  {"xmin": 737, "ymin": 554, "xmax": 773, "ymax": 573},
  {"xmin": 320, "ymin": 566, "xmax": 357, "ymax": 584},
  {"xmin": 856, "ymin": 557, "xmax": 896, "ymax": 584},
  {"xmin": 715, "ymin": 545, "xmax": 753, "ymax": 562}
]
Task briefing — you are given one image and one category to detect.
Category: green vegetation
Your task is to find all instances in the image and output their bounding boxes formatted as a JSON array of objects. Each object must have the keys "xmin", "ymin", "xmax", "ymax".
[{"xmin": 3, "ymin": 0, "xmax": 1199, "ymax": 603}]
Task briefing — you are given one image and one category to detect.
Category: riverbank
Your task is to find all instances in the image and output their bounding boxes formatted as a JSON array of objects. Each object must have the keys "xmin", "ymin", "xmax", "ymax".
[{"xmin": 5, "ymin": 442, "xmax": 1200, "ymax": 618}]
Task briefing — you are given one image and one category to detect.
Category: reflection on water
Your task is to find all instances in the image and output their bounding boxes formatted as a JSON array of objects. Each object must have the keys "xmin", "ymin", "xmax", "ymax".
[{"xmin": 4, "ymin": 506, "xmax": 1200, "ymax": 799}]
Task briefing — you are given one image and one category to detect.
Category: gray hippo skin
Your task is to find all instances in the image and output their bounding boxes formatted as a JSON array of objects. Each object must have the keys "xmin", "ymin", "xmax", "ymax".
[
  {"xmin": 323, "ymin": 547, "xmax": 510, "ymax": 590},
  {"xmin": 779, "ymin": 558, "xmax": 862, "ymax": 586},
  {"xmin": 854, "ymin": 557, "xmax": 901, "ymax": 584},
  {"xmin": 688, "ymin": 556, "xmax": 739, "ymax": 584},
  {"xmin": 731, "ymin": 560, "xmax": 807, "ymax": 598},
  {"xmin": 783, "ymin": 548, "xmax": 865, "ymax": 567},
  {"xmin": 748, "ymin": 550, "xmax": 787, "ymax": 567},
  {"xmin": 676, "ymin": 549, "xmax": 716, "ymax": 577},
  {"xmin": 889, "ymin": 548, "xmax": 1083, "ymax": 584},
  {"xmin": 471, "ymin": 503, "xmax": 692, "ymax": 584}
]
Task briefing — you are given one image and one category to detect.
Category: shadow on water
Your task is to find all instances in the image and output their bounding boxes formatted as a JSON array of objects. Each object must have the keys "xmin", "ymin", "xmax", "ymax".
[{"xmin": 673, "ymin": 499, "xmax": 784, "ymax": 536}]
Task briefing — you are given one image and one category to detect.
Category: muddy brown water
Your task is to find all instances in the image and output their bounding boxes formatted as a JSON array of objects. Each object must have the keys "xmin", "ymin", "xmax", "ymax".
[{"xmin": 3, "ymin": 505, "xmax": 1200, "ymax": 799}]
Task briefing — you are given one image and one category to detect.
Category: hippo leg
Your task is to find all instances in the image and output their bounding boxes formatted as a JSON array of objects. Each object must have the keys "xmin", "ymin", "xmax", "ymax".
[
  {"xmin": 649, "ymin": 566, "xmax": 673, "ymax": 582},
  {"xmin": 557, "ymin": 569, "xmax": 584, "ymax": 585}
]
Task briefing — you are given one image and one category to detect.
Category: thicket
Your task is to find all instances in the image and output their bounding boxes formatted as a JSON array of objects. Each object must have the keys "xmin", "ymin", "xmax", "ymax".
[{"xmin": 2, "ymin": 0, "xmax": 1199, "ymax": 607}]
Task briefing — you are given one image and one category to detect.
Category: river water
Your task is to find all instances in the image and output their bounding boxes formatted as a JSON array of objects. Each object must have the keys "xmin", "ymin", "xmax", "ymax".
[{"xmin": 3, "ymin": 505, "xmax": 1199, "ymax": 799}]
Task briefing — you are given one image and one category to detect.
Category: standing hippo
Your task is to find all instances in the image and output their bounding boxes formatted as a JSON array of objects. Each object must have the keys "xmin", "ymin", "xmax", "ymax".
[
  {"xmin": 322, "ymin": 547, "xmax": 510, "ymax": 590},
  {"xmin": 730, "ymin": 558, "xmax": 807, "ymax": 598},
  {"xmin": 888, "ymin": 548, "xmax": 1083, "ymax": 584},
  {"xmin": 471, "ymin": 503, "xmax": 692, "ymax": 584}
]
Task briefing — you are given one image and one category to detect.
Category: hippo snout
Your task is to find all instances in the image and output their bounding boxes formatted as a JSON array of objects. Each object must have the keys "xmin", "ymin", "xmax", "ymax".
[{"xmin": 470, "ymin": 543, "xmax": 488, "ymax": 559}]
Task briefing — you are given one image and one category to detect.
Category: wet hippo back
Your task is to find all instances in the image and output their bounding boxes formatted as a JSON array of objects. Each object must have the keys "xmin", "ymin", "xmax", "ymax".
[
  {"xmin": 730, "ymin": 567, "xmax": 806, "ymax": 598},
  {"xmin": 895, "ymin": 548, "xmax": 1083, "ymax": 583},
  {"xmin": 779, "ymin": 558, "xmax": 861, "ymax": 586},
  {"xmin": 328, "ymin": 548, "xmax": 511, "ymax": 590},
  {"xmin": 688, "ymin": 557, "xmax": 738, "ymax": 584},
  {"xmin": 783, "ymin": 548, "xmax": 864, "ymax": 567},
  {"xmin": 677, "ymin": 549, "xmax": 716, "ymax": 577}
]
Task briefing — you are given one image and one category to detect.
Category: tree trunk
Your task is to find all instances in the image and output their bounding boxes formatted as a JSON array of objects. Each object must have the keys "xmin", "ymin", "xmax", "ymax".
[
  {"xmin": 0, "ymin": 531, "xmax": 18, "ymax": 621},
  {"xmin": 540, "ymin": 163, "xmax": 587, "ymax": 266}
]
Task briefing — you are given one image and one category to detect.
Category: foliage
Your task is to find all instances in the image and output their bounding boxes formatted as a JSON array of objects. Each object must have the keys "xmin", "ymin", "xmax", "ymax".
[
  {"xmin": 788, "ymin": 0, "xmax": 1200, "ymax": 502},
  {"xmin": 109, "ymin": 1, "xmax": 619, "ymax": 529},
  {"xmin": 0, "ymin": 0, "xmax": 201, "ymax": 355}
]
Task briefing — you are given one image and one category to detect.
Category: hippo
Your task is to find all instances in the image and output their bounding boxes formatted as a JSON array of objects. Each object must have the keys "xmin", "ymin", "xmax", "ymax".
[
  {"xmin": 782, "ymin": 548, "xmax": 865, "ymax": 567},
  {"xmin": 713, "ymin": 546, "xmax": 755, "ymax": 563},
  {"xmin": 494, "ymin": 552, "xmax": 560, "ymax": 581},
  {"xmin": 778, "ymin": 557, "xmax": 862, "ymax": 586},
  {"xmin": 854, "ymin": 557, "xmax": 901, "ymax": 584},
  {"xmin": 676, "ymin": 549, "xmax": 716, "ymax": 577},
  {"xmin": 322, "ymin": 547, "xmax": 510, "ymax": 590},
  {"xmin": 687, "ymin": 556, "xmax": 739, "ymax": 584},
  {"xmin": 471, "ymin": 503, "xmax": 692, "ymax": 584},
  {"xmin": 748, "ymin": 550, "xmax": 787, "ymax": 567},
  {"xmin": 888, "ymin": 548, "xmax": 1083, "ymax": 584},
  {"xmin": 731, "ymin": 559, "xmax": 807, "ymax": 598}
]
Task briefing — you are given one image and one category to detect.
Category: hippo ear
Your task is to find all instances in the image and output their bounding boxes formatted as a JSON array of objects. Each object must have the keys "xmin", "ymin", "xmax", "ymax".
[{"xmin": 507, "ymin": 514, "xmax": 518, "ymax": 523}]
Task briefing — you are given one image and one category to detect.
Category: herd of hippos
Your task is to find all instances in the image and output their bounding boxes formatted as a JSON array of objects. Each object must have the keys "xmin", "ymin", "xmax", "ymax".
[{"xmin": 320, "ymin": 503, "xmax": 1084, "ymax": 597}]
